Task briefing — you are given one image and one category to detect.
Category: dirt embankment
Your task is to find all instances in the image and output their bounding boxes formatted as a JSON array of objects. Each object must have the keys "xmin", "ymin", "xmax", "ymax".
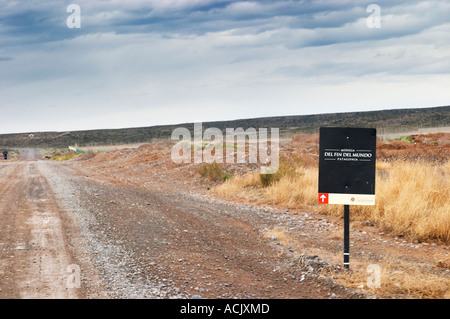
[
  {"xmin": 376, "ymin": 133, "xmax": 450, "ymax": 162},
  {"xmin": 287, "ymin": 132, "xmax": 450, "ymax": 163}
]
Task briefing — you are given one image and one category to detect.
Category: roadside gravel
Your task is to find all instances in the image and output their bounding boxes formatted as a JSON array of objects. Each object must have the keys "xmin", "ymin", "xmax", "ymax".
[
  {"xmin": 40, "ymin": 161, "xmax": 177, "ymax": 298},
  {"xmin": 39, "ymin": 160, "xmax": 358, "ymax": 299}
]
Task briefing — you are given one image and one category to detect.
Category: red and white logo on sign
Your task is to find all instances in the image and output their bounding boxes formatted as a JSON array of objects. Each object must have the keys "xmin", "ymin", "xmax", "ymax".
[{"xmin": 318, "ymin": 193, "xmax": 329, "ymax": 204}]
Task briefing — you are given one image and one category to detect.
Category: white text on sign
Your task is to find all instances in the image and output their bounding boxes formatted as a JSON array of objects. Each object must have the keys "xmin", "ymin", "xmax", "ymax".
[{"xmin": 324, "ymin": 148, "xmax": 373, "ymax": 162}]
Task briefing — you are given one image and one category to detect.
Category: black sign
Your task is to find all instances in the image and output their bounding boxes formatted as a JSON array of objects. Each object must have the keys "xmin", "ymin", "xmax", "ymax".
[{"xmin": 318, "ymin": 127, "xmax": 376, "ymax": 205}]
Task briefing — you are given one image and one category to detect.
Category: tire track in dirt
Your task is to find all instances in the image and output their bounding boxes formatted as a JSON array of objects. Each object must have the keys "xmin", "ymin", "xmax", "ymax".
[
  {"xmin": 0, "ymin": 161, "xmax": 81, "ymax": 298},
  {"xmin": 0, "ymin": 163, "xmax": 24, "ymax": 297}
]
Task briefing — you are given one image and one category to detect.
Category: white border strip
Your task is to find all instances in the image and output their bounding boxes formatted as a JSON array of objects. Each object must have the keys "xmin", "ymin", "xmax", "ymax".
[{"xmin": 328, "ymin": 193, "xmax": 375, "ymax": 206}]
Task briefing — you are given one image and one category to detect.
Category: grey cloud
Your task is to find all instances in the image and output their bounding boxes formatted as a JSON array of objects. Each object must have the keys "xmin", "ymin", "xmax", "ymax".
[{"xmin": 1, "ymin": 0, "xmax": 447, "ymax": 46}]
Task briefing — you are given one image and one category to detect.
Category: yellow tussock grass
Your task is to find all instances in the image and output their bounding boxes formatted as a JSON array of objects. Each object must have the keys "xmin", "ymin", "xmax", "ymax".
[{"xmin": 215, "ymin": 158, "xmax": 450, "ymax": 243}]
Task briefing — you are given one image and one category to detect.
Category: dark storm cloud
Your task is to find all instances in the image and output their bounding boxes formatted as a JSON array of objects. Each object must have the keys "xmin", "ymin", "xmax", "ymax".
[
  {"xmin": 0, "ymin": 0, "xmax": 448, "ymax": 48},
  {"xmin": 1, "ymin": 0, "xmax": 439, "ymax": 46}
]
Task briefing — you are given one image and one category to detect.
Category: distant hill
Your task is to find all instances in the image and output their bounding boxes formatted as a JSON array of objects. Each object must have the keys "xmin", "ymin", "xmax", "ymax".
[{"xmin": 1, "ymin": 105, "xmax": 448, "ymax": 148}]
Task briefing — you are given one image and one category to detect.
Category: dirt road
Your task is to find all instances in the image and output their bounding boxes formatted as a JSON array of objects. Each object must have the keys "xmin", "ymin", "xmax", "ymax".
[
  {"xmin": 16, "ymin": 148, "xmax": 43, "ymax": 161},
  {"xmin": 0, "ymin": 160, "xmax": 84, "ymax": 298},
  {"xmin": 0, "ymin": 150, "xmax": 356, "ymax": 299}
]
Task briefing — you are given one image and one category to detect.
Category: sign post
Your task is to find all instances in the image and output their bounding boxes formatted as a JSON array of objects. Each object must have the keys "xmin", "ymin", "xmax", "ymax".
[
  {"xmin": 3, "ymin": 151, "xmax": 7, "ymax": 160},
  {"xmin": 318, "ymin": 127, "xmax": 376, "ymax": 269},
  {"xmin": 344, "ymin": 204, "xmax": 350, "ymax": 268}
]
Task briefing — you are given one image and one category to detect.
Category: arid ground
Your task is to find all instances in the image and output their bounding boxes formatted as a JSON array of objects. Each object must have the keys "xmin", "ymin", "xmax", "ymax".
[{"xmin": 0, "ymin": 132, "xmax": 448, "ymax": 299}]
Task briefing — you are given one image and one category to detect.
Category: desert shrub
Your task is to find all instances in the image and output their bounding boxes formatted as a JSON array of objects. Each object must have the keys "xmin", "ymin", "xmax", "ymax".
[
  {"xmin": 49, "ymin": 149, "xmax": 82, "ymax": 161},
  {"xmin": 259, "ymin": 173, "xmax": 277, "ymax": 187},
  {"xmin": 198, "ymin": 162, "xmax": 230, "ymax": 181},
  {"xmin": 395, "ymin": 136, "xmax": 414, "ymax": 144},
  {"xmin": 259, "ymin": 156, "xmax": 300, "ymax": 187},
  {"xmin": 222, "ymin": 173, "xmax": 232, "ymax": 182}
]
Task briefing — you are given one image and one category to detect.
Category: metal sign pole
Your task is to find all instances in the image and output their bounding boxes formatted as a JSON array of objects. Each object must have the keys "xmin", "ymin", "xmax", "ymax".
[
  {"xmin": 318, "ymin": 127, "xmax": 376, "ymax": 270},
  {"xmin": 344, "ymin": 205, "xmax": 350, "ymax": 269}
]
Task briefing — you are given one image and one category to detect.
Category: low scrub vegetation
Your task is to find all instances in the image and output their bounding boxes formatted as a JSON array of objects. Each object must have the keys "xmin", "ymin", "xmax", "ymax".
[
  {"xmin": 215, "ymin": 156, "xmax": 450, "ymax": 243},
  {"xmin": 197, "ymin": 162, "xmax": 232, "ymax": 182},
  {"xmin": 44, "ymin": 149, "xmax": 82, "ymax": 161},
  {"xmin": 394, "ymin": 135, "xmax": 414, "ymax": 144},
  {"xmin": 259, "ymin": 157, "xmax": 299, "ymax": 187}
]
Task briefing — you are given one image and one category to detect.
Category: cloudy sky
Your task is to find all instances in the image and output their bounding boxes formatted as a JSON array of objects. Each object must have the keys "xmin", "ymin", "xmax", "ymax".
[{"xmin": 1, "ymin": 0, "xmax": 449, "ymax": 134}]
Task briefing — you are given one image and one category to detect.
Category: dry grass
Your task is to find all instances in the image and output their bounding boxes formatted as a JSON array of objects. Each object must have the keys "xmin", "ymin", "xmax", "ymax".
[
  {"xmin": 328, "ymin": 256, "xmax": 450, "ymax": 299},
  {"xmin": 214, "ymin": 157, "xmax": 450, "ymax": 243},
  {"xmin": 215, "ymin": 156, "xmax": 450, "ymax": 298},
  {"xmin": 367, "ymin": 160, "xmax": 449, "ymax": 242},
  {"xmin": 259, "ymin": 156, "xmax": 299, "ymax": 187},
  {"xmin": 264, "ymin": 227, "xmax": 450, "ymax": 299}
]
